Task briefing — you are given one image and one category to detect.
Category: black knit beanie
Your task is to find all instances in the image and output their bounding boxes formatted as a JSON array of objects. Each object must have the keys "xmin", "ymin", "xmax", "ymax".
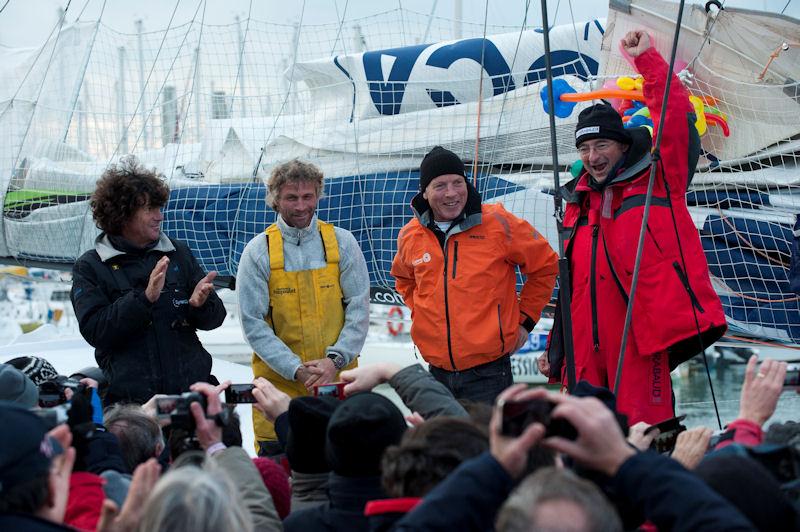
[
  {"xmin": 325, "ymin": 392, "xmax": 407, "ymax": 477},
  {"xmin": 419, "ymin": 146, "xmax": 466, "ymax": 191},
  {"xmin": 285, "ymin": 395, "xmax": 340, "ymax": 474},
  {"xmin": 574, "ymin": 103, "xmax": 632, "ymax": 147}
]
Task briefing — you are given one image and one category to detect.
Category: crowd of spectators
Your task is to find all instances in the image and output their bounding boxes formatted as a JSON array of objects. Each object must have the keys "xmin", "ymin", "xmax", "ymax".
[{"xmin": 0, "ymin": 352, "xmax": 798, "ymax": 531}]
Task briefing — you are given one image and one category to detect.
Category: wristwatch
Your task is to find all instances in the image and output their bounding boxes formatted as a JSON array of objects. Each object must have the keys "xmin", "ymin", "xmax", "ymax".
[{"xmin": 327, "ymin": 352, "xmax": 346, "ymax": 370}]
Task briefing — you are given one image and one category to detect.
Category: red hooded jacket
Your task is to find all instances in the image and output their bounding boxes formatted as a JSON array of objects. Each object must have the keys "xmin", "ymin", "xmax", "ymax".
[{"xmin": 548, "ymin": 47, "xmax": 727, "ymax": 379}]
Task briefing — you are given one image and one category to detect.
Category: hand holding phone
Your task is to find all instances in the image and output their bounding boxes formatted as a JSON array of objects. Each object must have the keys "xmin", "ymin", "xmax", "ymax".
[
  {"xmin": 500, "ymin": 398, "xmax": 577, "ymax": 440},
  {"xmin": 224, "ymin": 383, "xmax": 256, "ymax": 404},
  {"xmin": 312, "ymin": 382, "xmax": 347, "ymax": 401}
]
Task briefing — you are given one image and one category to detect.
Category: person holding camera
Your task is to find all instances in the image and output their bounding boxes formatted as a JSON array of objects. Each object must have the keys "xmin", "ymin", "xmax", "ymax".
[
  {"xmin": 237, "ymin": 159, "xmax": 370, "ymax": 456},
  {"xmin": 71, "ymin": 157, "xmax": 226, "ymax": 405}
]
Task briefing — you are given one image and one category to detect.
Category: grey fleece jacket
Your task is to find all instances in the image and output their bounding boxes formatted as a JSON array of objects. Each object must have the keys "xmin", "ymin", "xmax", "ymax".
[{"xmin": 237, "ymin": 214, "xmax": 370, "ymax": 380}]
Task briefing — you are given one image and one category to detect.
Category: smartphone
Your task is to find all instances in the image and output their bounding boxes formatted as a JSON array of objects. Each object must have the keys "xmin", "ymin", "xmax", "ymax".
[
  {"xmin": 312, "ymin": 382, "xmax": 347, "ymax": 401},
  {"xmin": 225, "ymin": 383, "xmax": 257, "ymax": 404},
  {"xmin": 644, "ymin": 414, "xmax": 687, "ymax": 436},
  {"xmin": 500, "ymin": 398, "xmax": 577, "ymax": 440},
  {"xmin": 784, "ymin": 365, "xmax": 799, "ymax": 388},
  {"xmin": 155, "ymin": 396, "xmax": 180, "ymax": 418}
]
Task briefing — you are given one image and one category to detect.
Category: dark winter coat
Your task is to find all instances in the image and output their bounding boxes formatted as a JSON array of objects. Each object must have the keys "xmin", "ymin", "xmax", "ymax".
[{"xmin": 71, "ymin": 233, "xmax": 225, "ymax": 404}]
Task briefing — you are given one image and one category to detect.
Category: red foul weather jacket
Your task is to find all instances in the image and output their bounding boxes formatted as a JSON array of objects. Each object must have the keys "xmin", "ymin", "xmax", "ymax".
[{"xmin": 547, "ymin": 47, "xmax": 727, "ymax": 381}]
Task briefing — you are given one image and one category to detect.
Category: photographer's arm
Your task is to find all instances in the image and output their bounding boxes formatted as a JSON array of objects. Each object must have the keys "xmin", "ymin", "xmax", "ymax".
[{"xmin": 190, "ymin": 382, "xmax": 281, "ymax": 530}]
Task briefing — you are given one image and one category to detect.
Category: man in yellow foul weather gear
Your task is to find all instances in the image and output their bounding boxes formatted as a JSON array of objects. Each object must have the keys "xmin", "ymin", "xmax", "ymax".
[{"xmin": 237, "ymin": 160, "xmax": 370, "ymax": 456}]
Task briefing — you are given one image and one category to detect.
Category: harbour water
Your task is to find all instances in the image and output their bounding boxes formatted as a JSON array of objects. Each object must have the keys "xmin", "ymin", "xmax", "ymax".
[{"xmin": 674, "ymin": 357, "xmax": 799, "ymax": 431}]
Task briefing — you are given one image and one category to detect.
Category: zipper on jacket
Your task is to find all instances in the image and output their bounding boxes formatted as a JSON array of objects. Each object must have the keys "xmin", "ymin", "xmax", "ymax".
[
  {"xmin": 496, "ymin": 304, "xmax": 506, "ymax": 354},
  {"xmin": 646, "ymin": 224, "xmax": 663, "ymax": 254},
  {"xmin": 452, "ymin": 241, "xmax": 458, "ymax": 279},
  {"xmin": 442, "ymin": 242, "xmax": 457, "ymax": 370},
  {"xmin": 590, "ymin": 225, "xmax": 600, "ymax": 352}
]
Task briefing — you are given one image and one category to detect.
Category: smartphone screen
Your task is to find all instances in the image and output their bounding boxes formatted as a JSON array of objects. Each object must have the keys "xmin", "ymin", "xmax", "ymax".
[
  {"xmin": 155, "ymin": 396, "xmax": 179, "ymax": 418},
  {"xmin": 312, "ymin": 382, "xmax": 347, "ymax": 400},
  {"xmin": 501, "ymin": 399, "xmax": 554, "ymax": 437},
  {"xmin": 224, "ymin": 384, "xmax": 257, "ymax": 404}
]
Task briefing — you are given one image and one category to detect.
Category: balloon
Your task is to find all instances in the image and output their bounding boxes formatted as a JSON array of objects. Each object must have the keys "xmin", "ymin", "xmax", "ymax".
[
  {"xmin": 705, "ymin": 113, "xmax": 730, "ymax": 136},
  {"xmin": 617, "ymin": 76, "xmax": 637, "ymax": 91},
  {"xmin": 540, "ymin": 78, "xmax": 578, "ymax": 118},
  {"xmin": 689, "ymin": 95, "xmax": 707, "ymax": 136},
  {"xmin": 559, "ymin": 88, "xmax": 645, "ymax": 103}
]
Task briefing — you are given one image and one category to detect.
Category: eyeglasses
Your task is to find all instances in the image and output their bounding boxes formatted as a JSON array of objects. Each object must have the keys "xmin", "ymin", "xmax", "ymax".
[{"xmin": 577, "ymin": 141, "xmax": 616, "ymax": 156}]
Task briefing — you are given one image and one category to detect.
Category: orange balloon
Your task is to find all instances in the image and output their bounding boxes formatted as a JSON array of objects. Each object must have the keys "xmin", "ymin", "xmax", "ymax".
[{"xmin": 560, "ymin": 89, "xmax": 645, "ymax": 103}]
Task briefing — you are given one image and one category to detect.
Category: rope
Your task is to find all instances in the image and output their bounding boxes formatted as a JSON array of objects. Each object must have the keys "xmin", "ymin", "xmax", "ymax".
[
  {"xmin": 469, "ymin": 0, "xmax": 490, "ymax": 186},
  {"xmin": 540, "ymin": 0, "xmax": 577, "ymax": 391}
]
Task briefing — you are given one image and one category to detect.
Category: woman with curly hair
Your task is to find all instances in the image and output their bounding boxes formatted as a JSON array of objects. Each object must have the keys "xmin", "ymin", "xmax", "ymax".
[{"xmin": 70, "ymin": 157, "xmax": 226, "ymax": 405}]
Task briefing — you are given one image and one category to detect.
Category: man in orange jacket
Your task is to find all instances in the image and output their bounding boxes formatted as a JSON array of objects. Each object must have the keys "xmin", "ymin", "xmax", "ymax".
[{"xmin": 391, "ymin": 147, "xmax": 558, "ymax": 403}]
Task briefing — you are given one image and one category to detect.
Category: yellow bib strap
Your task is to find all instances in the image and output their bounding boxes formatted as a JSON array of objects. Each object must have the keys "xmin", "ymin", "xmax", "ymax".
[
  {"xmin": 265, "ymin": 224, "xmax": 284, "ymax": 271},
  {"xmin": 318, "ymin": 220, "xmax": 340, "ymax": 265}
]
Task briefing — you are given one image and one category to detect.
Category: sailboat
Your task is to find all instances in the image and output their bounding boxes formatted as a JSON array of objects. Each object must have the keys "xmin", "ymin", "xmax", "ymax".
[{"xmin": 0, "ymin": 0, "xmax": 799, "ymax": 394}]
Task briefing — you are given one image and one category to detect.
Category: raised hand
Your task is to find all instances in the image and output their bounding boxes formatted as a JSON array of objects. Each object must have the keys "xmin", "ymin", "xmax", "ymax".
[
  {"xmin": 189, "ymin": 270, "xmax": 218, "ymax": 308},
  {"xmin": 738, "ymin": 355, "xmax": 787, "ymax": 426},
  {"xmin": 620, "ymin": 30, "xmax": 651, "ymax": 58},
  {"xmin": 145, "ymin": 256, "xmax": 170, "ymax": 303}
]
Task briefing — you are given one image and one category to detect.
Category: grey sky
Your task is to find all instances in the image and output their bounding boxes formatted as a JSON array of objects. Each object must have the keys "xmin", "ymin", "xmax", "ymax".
[{"xmin": 1, "ymin": 1, "xmax": 797, "ymax": 49}]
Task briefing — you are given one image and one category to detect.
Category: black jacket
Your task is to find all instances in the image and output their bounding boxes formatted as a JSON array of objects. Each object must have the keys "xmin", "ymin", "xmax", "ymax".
[
  {"xmin": 394, "ymin": 451, "xmax": 756, "ymax": 532},
  {"xmin": 71, "ymin": 233, "xmax": 226, "ymax": 404},
  {"xmin": 284, "ymin": 474, "xmax": 386, "ymax": 532}
]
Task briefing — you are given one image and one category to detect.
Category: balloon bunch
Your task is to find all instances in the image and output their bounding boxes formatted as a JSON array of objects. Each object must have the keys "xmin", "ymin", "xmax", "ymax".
[{"xmin": 539, "ymin": 75, "xmax": 730, "ymax": 137}]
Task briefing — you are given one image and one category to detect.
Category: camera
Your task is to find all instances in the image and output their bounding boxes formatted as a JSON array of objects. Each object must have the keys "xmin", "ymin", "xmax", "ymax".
[
  {"xmin": 155, "ymin": 391, "xmax": 207, "ymax": 431},
  {"xmin": 38, "ymin": 376, "xmax": 85, "ymax": 408},
  {"xmin": 499, "ymin": 398, "xmax": 577, "ymax": 440},
  {"xmin": 312, "ymin": 382, "xmax": 347, "ymax": 401},
  {"xmin": 785, "ymin": 365, "xmax": 799, "ymax": 388},
  {"xmin": 224, "ymin": 384, "xmax": 256, "ymax": 404},
  {"xmin": 33, "ymin": 404, "xmax": 71, "ymax": 430}
]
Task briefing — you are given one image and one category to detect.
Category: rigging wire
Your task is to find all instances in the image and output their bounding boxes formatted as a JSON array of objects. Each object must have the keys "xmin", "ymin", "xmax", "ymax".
[
  {"xmin": 5, "ymin": 0, "xmax": 73, "ymax": 181},
  {"xmin": 0, "ymin": 0, "xmax": 9, "ymax": 15},
  {"xmin": 119, "ymin": 0, "xmax": 183, "ymax": 156},
  {"xmin": 469, "ymin": 0, "xmax": 491, "ymax": 185},
  {"xmin": 75, "ymin": 0, "xmax": 92, "ymax": 22},
  {"xmin": 611, "ymin": 0, "xmax": 723, "ymax": 429},
  {"xmin": 250, "ymin": 0, "xmax": 307, "ymax": 179},
  {"xmin": 490, "ymin": 0, "xmax": 531, "ymax": 155},
  {"xmin": 540, "ymin": 0, "xmax": 578, "ymax": 391},
  {"xmin": 781, "ymin": 0, "xmax": 792, "ymax": 14},
  {"xmin": 229, "ymin": 0, "xmax": 254, "ymax": 117},
  {"xmin": 329, "ymin": 0, "xmax": 350, "ymax": 54}
]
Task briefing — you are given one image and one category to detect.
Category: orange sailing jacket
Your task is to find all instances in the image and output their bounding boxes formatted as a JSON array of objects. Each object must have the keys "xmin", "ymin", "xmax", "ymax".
[{"xmin": 392, "ymin": 184, "xmax": 558, "ymax": 371}]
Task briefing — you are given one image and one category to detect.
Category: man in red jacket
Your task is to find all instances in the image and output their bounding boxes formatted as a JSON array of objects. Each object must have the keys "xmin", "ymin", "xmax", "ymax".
[{"xmin": 540, "ymin": 30, "xmax": 727, "ymax": 424}]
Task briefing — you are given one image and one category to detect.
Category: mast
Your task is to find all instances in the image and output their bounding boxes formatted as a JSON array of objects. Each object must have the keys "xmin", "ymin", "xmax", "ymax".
[
  {"xmin": 117, "ymin": 46, "xmax": 128, "ymax": 154},
  {"xmin": 136, "ymin": 19, "xmax": 148, "ymax": 150}
]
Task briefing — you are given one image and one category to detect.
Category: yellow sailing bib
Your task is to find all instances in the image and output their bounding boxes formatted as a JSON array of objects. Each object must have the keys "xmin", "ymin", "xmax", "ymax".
[{"xmin": 252, "ymin": 220, "xmax": 357, "ymax": 442}]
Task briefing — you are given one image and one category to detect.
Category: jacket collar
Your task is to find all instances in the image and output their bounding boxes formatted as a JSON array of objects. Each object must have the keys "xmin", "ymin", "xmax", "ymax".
[
  {"xmin": 95, "ymin": 232, "xmax": 174, "ymax": 262},
  {"xmin": 564, "ymin": 126, "xmax": 653, "ymax": 203},
  {"xmin": 327, "ymin": 473, "xmax": 386, "ymax": 510},
  {"xmin": 276, "ymin": 213, "xmax": 319, "ymax": 245},
  {"xmin": 410, "ymin": 180, "xmax": 483, "ymax": 232}
]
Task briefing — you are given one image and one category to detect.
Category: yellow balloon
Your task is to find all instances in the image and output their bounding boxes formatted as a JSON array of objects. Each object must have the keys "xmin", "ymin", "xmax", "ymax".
[
  {"xmin": 634, "ymin": 77, "xmax": 644, "ymax": 91},
  {"xmin": 689, "ymin": 95, "xmax": 707, "ymax": 136},
  {"xmin": 617, "ymin": 76, "xmax": 636, "ymax": 91}
]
